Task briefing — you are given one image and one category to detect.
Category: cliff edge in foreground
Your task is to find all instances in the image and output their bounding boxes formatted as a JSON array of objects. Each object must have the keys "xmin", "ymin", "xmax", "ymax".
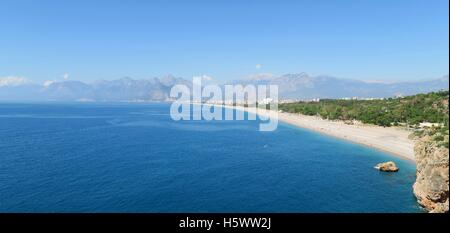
[{"xmin": 413, "ymin": 135, "xmax": 449, "ymax": 213}]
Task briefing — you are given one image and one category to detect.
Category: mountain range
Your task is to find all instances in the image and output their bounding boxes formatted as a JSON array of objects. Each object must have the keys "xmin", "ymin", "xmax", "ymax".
[
  {"xmin": 0, "ymin": 74, "xmax": 448, "ymax": 102},
  {"xmin": 234, "ymin": 73, "xmax": 449, "ymax": 99}
]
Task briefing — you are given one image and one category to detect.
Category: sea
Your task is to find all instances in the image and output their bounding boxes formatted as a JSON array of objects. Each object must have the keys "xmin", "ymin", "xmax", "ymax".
[{"xmin": 0, "ymin": 103, "xmax": 422, "ymax": 212}]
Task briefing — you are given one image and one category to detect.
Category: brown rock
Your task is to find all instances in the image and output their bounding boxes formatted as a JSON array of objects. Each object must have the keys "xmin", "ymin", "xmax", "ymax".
[
  {"xmin": 375, "ymin": 161, "xmax": 399, "ymax": 172},
  {"xmin": 413, "ymin": 135, "xmax": 449, "ymax": 213}
]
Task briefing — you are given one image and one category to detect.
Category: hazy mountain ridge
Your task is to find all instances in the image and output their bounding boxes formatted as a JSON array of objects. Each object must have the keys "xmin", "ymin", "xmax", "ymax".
[
  {"xmin": 233, "ymin": 73, "xmax": 449, "ymax": 99},
  {"xmin": 0, "ymin": 74, "xmax": 448, "ymax": 101},
  {"xmin": 0, "ymin": 75, "xmax": 191, "ymax": 102}
]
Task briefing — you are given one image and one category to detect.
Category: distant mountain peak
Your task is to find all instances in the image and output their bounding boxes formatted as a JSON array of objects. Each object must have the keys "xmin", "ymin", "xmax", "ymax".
[
  {"xmin": 247, "ymin": 73, "xmax": 276, "ymax": 81},
  {"xmin": 280, "ymin": 72, "xmax": 310, "ymax": 79}
]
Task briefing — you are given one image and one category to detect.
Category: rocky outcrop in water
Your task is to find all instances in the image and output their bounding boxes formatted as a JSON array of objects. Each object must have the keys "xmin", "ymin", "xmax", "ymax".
[
  {"xmin": 413, "ymin": 135, "xmax": 449, "ymax": 213},
  {"xmin": 374, "ymin": 161, "xmax": 399, "ymax": 172}
]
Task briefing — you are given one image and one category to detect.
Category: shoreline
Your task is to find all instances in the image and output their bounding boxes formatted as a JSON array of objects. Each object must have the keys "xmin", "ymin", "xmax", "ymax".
[{"xmin": 207, "ymin": 104, "xmax": 416, "ymax": 162}]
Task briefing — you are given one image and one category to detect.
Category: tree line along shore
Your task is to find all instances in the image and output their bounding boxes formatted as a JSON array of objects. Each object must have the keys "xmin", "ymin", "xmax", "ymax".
[{"xmin": 278, "ymin": 91, "xmax": 449, "ymax": 149}]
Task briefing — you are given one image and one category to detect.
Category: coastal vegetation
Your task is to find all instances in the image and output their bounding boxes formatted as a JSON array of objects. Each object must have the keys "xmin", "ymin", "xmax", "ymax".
[{"xmin": 279, "ymin": 91, "xmax": 449, "ymax": 148}]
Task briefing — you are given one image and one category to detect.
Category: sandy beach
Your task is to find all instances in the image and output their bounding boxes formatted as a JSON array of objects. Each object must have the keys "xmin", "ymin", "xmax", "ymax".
[{"xmin": 216, "ymin": 105, "xmax": 416, "ymax": 162}]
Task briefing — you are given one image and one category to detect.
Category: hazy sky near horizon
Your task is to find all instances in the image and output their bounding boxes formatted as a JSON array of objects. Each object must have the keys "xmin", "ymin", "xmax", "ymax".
[{"xmin": 0, "ymin": 0, "xmax": 448, "ymax": 83}]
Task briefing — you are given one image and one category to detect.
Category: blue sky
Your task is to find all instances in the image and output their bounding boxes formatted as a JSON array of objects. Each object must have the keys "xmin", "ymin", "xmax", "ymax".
[{"xmin": 0, "ymin": 0, "xmax": 448, "ymax": 83}]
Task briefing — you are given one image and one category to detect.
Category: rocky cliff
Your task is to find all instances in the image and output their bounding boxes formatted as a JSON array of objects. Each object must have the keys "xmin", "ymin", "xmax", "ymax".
[{"xmin": 413, "ymin": 135, "xmax": 449, "ymax": 213}]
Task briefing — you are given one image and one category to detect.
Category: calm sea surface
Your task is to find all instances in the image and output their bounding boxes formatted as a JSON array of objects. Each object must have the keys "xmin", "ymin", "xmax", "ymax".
[{"xmin": 0, "ymin": 103, "xmax": 422, "ymax": 212}]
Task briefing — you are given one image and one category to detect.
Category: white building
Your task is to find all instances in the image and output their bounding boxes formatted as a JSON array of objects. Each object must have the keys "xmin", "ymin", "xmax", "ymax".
[{"xmin": 419, "ymin": 122, "xmax": 443, "ymax": 128}]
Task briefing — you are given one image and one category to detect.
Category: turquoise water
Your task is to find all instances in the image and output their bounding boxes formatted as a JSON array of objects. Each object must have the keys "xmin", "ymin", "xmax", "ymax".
[{"xmin": 0, "ymin": 103, "xmax": 422, "ymax": 212}]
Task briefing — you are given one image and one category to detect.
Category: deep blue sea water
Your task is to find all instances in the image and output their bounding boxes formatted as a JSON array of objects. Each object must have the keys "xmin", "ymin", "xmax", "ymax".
[{"xmin": 0, "ymin": 103, "xmax": 422, "ymax": 212}]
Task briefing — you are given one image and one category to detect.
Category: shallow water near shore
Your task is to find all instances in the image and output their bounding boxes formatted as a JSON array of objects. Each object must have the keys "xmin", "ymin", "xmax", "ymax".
[{"xmin": 0, "ymin": 103, "xmax": 422, "ymax": 212}]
